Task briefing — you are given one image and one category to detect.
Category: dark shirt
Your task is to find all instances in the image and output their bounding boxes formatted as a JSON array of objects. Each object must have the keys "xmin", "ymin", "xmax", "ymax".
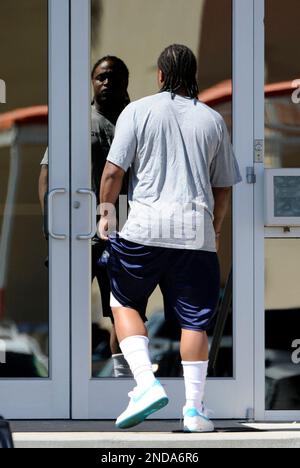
[
  {"xmin": 91, "ymin": 105, "xmax": 128, "ymax": 200},
  {"xmin": 91, "ymin": 105, "xmax": 115, "ymax": 204},
  {"xmin": 91, "ymin": 105, "xmax": 128, "ymax": 244}
]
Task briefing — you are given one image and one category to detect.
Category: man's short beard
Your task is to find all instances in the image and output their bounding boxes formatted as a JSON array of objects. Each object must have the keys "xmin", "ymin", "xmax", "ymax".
[
  {"xmin": 94, "ymin": 93, "xmax": 125, "ymax": 113},
  {"xmin": 94, "ymin": 93, "xmax": 111, "ymax": 107}
]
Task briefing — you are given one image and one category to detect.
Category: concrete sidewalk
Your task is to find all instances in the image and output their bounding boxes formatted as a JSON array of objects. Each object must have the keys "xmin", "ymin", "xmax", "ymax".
[{"xmin": 10, "ymin": 420, "xmax": 300, "ymax": 448}]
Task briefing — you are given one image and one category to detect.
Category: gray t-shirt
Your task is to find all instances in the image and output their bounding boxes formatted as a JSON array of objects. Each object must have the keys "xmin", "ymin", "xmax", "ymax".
[{"xmin": 109, "ymin": 92, "xmax": 242, "ymax": 251}]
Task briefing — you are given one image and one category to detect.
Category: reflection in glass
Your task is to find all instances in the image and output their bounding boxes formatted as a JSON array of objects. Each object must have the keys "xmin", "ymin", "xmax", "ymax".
[
  {"xmin": 265, "ymin": 240, "xmax": 300, "ymax": 410},
  {"xmin": 265, "ymin": 95, "xmax": 300, "ymax": 170},
  {"xmin": 91, "ymin": 0, "xmax": 233, "ymax": 379},
  {"xmin": 265, "ymin": 0, "xmax": 300, "ymax": 410},
  {"xmin": 0, "ymin": 0, "xmax": 48, "ymax": 378}
]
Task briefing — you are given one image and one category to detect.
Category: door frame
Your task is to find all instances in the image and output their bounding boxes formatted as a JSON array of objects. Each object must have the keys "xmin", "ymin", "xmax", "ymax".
[
  {"xmin": 253, "ymin": 0, "xmax": 300, "ymax": 422},
  {"xmin": 70, "ymin": 0, "xmax": 256, "ymax": 420},
  {"xmin": 0, "ymin": 0, "xmax": 70, "ymax": 419},
  {"xmin": 253, "ymin": 0, "xmax": 266, "ymax": 422}
]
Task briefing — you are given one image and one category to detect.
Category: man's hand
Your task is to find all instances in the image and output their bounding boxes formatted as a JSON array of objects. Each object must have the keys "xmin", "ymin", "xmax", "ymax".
[
  {"xmin": 99, "ymin": 162, "xmax": 125, "ymax": 240},
  {"xmin": 98, "ymin": 204, "xmax": 117, "ymax": 241},
  {"xmin": 98, "ymin": 216, "xmax": 109, "ymax": 241}
]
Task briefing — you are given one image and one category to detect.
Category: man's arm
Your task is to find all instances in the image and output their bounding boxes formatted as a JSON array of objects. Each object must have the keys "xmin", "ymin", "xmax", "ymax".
[
  {"xmin": 38, "ymin": 165, "xmax": 48, "ymax": 214},
  {"xmin": 99, "ymin": 161, "xmax": 125, "ymax": 240},
  {"xmin": 212, "ymin": 187, "xmax": 231, "ymax": 251}
]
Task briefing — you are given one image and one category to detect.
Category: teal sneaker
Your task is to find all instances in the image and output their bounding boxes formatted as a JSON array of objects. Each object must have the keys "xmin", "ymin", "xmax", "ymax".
[
  {"xmin": 116, "ymin": 380, "xmax": 169, "ymax": 429},
  {"xmin": 183, "ymin": 405, "xmax": 215, "ymax": 433}
]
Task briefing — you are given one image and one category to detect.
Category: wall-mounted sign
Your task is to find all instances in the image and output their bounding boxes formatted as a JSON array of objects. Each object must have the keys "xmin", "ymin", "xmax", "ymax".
[{"xmin": 265, "ymin": 169, "xmax": 300, "ymax": 226}]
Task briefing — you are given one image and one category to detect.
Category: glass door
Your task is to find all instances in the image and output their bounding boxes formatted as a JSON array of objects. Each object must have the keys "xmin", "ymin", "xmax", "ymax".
[
  {"xmin": 0, "ymin": 0, "xmax": 70, "ymax": 419},
  {"xmin": 254, "ymin": 0, "xmax": 300, "ymax": 421},
  {"xmin": 71, "ymin": 0, "xmax": 256, "ymax": 420}
]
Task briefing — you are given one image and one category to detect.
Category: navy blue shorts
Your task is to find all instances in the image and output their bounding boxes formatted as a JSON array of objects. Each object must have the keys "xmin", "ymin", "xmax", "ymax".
[{"xmin": 107, "ymin": 236, "xmax": 220, "ymax": 332}]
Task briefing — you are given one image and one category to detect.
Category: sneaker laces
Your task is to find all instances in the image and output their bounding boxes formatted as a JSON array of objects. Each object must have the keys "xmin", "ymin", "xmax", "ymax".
[{"xmin": 128, "ymin": 380, "xmax": 163, "ymax": 400}]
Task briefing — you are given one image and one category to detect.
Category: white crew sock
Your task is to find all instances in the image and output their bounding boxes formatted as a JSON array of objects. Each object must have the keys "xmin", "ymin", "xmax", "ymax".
[
  {"xmin": 120, "ymin": 335, "xmax": 156, "ymax": 390},
  {"xmin": 182, "ymin": 361, "xmax": 209, "ymax": 412},
  {"xmin": 112, "ymin": 353, "xmax": 133, "ymax": 378}
]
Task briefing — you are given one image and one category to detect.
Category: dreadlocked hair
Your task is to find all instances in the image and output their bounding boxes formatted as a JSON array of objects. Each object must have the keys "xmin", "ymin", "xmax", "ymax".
[{"xmin": 157, "ymin": 44, "xmax": 199, "ymax": 99}]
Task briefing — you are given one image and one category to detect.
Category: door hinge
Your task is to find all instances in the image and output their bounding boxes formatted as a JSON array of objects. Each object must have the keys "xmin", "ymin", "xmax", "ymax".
[
  {"xmin": 254, "ymin": 139, "xmax": 264, "ymax": 163},
  {"xmin": 246, "ymin": 166, "xmax": 256, "ymax": 184}
]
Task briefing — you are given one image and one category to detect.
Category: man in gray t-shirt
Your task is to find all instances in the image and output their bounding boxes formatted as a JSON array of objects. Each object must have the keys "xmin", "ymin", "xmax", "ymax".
[
  {"xmin": 105, "ymin": 91, "xmax": 241, "ymax": 252},
  {"xmin": 99, "ymin": 45, "xmax": 242, "ymax": 431}
]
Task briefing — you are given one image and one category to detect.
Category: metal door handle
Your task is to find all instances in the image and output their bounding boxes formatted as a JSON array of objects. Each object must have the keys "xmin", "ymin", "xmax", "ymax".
[
  {"xmin": 48, "ymin": 189, "xmax": 67, "ymax": 240},
  {"xmin": 76, "ymin": 189, "xmax": 97, "ymax": 240}
]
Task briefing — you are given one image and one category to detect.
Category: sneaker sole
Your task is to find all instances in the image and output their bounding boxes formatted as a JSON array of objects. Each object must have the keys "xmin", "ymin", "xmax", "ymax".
[
  {"xmin": 183, "ymin": 426, "xmax": 214, "ymax": 433},
  {"xmin": 116, "ymin": 397, "xmax": 169, "ymax": 429}
]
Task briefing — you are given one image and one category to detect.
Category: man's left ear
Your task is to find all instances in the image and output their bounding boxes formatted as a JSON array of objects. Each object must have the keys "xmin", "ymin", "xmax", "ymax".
[{"xmin": 157, "ymin": 69, "xmax": 165, "ymax": 87}]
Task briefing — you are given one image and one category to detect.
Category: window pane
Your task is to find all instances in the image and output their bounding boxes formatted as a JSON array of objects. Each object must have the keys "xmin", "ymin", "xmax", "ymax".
[
  {"xmin": 91, "ymin": 0, "xmax": 234, "ymax": 379},
  {"xmin": 265, "ymin": 0, "xmax": 300, "ymax": 410},
  {"xmin": 265, "ymin": 240, "xmax": 300, "ymax": 410},
  {"xmin": 0, "ymin": 0, "xmax": 48, "ymax": 378}
]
